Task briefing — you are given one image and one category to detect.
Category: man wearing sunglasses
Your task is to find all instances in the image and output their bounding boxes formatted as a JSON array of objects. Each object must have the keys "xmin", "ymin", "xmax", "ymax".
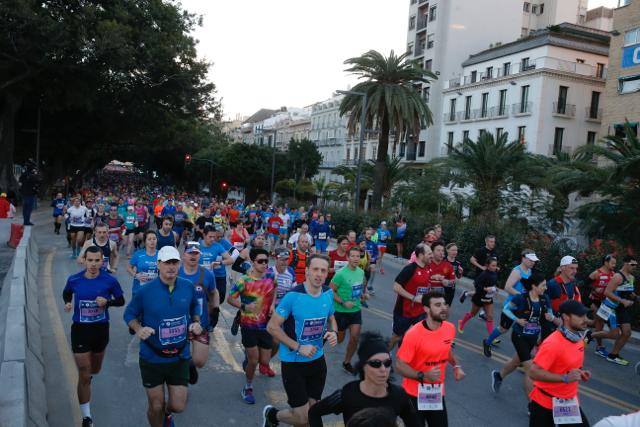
[
  {"xmin": 228, "ymin": 248, "xmax": 276, "ymax": 404},
  {"xmin": 308, "ymin": 331, "xmax": 419, "ymax": 427}
]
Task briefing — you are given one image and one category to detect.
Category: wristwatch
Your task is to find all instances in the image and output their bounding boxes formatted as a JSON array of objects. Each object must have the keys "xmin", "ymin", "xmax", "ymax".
[{"xmin": 417, "ymin": 371, "xmax": 425, "ymax": 383}]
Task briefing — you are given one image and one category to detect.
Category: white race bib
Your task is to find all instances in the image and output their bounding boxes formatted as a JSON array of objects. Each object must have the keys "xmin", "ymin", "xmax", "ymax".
[
  {"xmin": 318, "ymin": 232, "xmax": 327, "ymax": 240},
  {"xmin": 333, "ymin": 260, "xmax": 348, "ymax": 271},
  {"xmin": 417, "ymin": 383, "xmax": 443, "ymax": 411},
  {"xmin": 596, "ymin": 303, "xmax": 614, "ymax": 320},
  {"xmin": 552, "ymin": 397, "xmax": 581, "ymax": 424}
]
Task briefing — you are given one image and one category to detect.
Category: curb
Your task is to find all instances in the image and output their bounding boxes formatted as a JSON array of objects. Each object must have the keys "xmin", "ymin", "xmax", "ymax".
[{"xmin": 0, "ymin": 226, "xmax": 48, "ymax": 427}]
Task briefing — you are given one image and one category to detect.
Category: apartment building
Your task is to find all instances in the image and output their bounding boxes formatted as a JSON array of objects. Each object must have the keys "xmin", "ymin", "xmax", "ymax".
[
  {"xmin": 441, "ymin": 24, "xmax": 609, "ymax": 156},
  {"xmin": 309, "ymin": 95, "xmax": 349, "ymax": 182},
  {"xmin": 601, "ymin": 0, "xmax": 640, "ymax": 137}
]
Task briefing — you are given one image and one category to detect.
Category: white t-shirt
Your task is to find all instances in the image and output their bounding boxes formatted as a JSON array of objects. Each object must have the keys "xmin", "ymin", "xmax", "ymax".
[
  {"xmin": 67, "ymin": 205, "xmax": 88, "ymax": 227},
  {"xmin": 593, "ymin": 412, "xmax": 640, "ymax": 427},
  {"xmin": 288, "ymin": 232, "xmax": 313, "ymax": 248},
  {"xmin": 279, "ymin": 213, "xmax": 290, "ymax": 228}
]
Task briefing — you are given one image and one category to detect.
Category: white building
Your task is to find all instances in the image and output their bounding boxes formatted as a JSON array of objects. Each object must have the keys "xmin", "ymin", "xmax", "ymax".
[
  {"xmin": 404, "ymin": 0, "xmax": 607, "ymax": 160},
  {"xmin": 440, "ymin": 23, "xmax": 609, "ymax": 156},
  {"xmin": 309, "ymin": 95, "xmax": 349, "ymax": 182}
]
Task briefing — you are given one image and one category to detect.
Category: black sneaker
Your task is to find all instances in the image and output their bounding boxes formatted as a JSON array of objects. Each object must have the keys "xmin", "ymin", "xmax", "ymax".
[
  {"xmin": 459, "ymin": 291, "xmax": 468, "ymax": 304},
  {"xmin": 82, "ymin": 417, "xmax": 93, "ymax": 427},
  {"xmin": 189, "ymin": 362, "xmax": 199, "ymax": 385},
  {"xmin": 483, "ymin": 339, "xmax": 492, "ymax": 358},
  {"xmin": 343, "ymin": 362, "xmax": 356, "ymax": 375},
  {"xmin": 491, "ymin": 370, "xmax": 502, "ymax": 393},
  {"xmin": 262, "ymin": 405, "xmax": 279, "ymax": 427}
]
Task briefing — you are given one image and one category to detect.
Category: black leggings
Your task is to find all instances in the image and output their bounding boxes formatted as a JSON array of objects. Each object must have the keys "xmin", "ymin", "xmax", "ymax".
[
  {"xmin": 215, "ymin": 276, "xmax": 227, "ymax": 303},
  {"xmin": 410, "ymin": 396, "xmax": 448, "ymax": 427},
  {"xmin": 529, "ymin": 400, "xmax": 589, "ymax": 427},
  {"xmin": 444, "ymin": 286, "xmax": 455, "ymax": 306}
]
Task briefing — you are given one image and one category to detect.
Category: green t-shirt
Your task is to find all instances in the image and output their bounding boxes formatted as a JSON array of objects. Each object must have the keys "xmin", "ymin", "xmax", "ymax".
[{"xmin": 331, "ymin": 266, "xmax": 365, "ymax": 313}]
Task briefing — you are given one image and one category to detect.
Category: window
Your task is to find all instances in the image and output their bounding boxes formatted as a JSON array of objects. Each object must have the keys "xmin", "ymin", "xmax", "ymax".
[
  {"xmin": 596, "ymin": 63, "xmax": 605, "ymax": 79},
  {"xmin": 410, "ymin": 0, "xmax": 417, "ymax": 4},
  {"xmin": 522, "ymin": 57, "xmax": 531, "ymax": 70},
  {"xmin": 372, "ymin": 146, "xmax": 377, "ymax": 160},
  {"xmin": 496, "ymin": 128, "xmax": 505, "ymax": 139},
  {"xmin": 423, "ymin": 86, "xmax": 430, "ymax": 103},
  {"xmin": 557, "ymin": 86, "xmax": 568, "ymax": 114},
  {"xmin": 479, "ymin": 129, "xmax": 486, "ymax": 138},
  {"xmin": 470, "ymin": 71, "xmax": 478, "ymax": 83},
  {"xmin": 407, "ymin": 43, "xmax": 414, "ymax": 55},
  {"xmin": 614, "ymin": 122, "xmax": 639, "ymax": 138},
  {"xmin": 425, "ymin": 59, "xmax": 432, "ymax": 71},
  {"xmin": 481, "ymin": 92, "xmax": 489, "ymax": 117},
  {"xmin": 429, "ymin": 5, "xmax": 437, "ymax": 21},
  {"xmin": 463, "ymin": 130, "xmax": 470, "ymax": 141},
  {"xmin": 427, "ymin": 34, "xmax": 435, "ymax": 49},
  {"xmin": 532, "ymin": 5, "xmax": 538, "ymax": 13},
  {"xmin": 518, "ymin": 126, "xmax": 526, "ymax": 143},
  {"xmin": 589, "ymin": 91, "xmax": 600, "ymax": 119},
  {"xmin": 464, "ymin": 96, "xmax": 472, "ymax": 120},
  {"xmin": 449, "ymin": 98, "xmax": 457, "ymax": 121},
  {"xmin": 587, "ymin": 131, "xmax": 597, "ymax": 145},
  {"xmin": 619, "ymin": 75, "xmax": 640, "ymax": 94},
  {"xmin": 418, "ymin": 141, "xmax": 426, "ymax": 157},
  {"xmin": 523, "ymin": 2, "xmax": 530, "ymax": 12},
  {"xmin": 539, "ymin": 3, "xmax": 544, "ymax": 14},
  {"xmin": 485, "ymin": 67, "xmax": 493, "ymax": 79},
  {"xmin": 399, "ymin": 143, "xmax": 406, "ymax": 157},
  {"xmin": 447, "ymin": 132, "xmax": 454, "ymax": 150},
  {"xmin": 520, "ymin": 85, "xmax": 530, "ymax": 112},
  {"xmin": 503, "ymin": 62, "xmax": 511, "ymax": 76},
  {"xmin": 553, "ymin": 128, "xmax": 564, "ymax": 155},
  {"xmin": 624, "ymin": 28, "xmax": 640, "ymax": 47},
  {"xmin": 498, "ymin": 89, "xmax": 508, "ymax": 116},
  {"xmin": 409, "ymin": 16, "xmax": 416, "ymax": 30}
]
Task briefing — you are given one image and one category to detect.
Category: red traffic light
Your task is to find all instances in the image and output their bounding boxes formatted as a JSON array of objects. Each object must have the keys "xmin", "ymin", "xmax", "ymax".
[
  {"xmin": 184, "ymin": 154, "xmax": 192, "ymax": 165},
  {"xmin": 221, "ymin": 181, "xmax": 228, "ymax": 188}
]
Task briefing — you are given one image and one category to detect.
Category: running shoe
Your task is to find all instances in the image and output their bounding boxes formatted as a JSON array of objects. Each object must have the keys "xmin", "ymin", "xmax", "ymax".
[
  {"xmin": 343, "ymin": 362, "xmax": 356, "ymax": 375},
  {"xmin": 491, "ymin": 370, "xmax": 502, "ymax": 393},
  {"xmin": 483, "ymin": 339, "xmax": 492, "ymax": 358},
  {"xmin": 479, "ymin": 311, "xmax": 487, "ymax": 321},
  {"xmin": 241, "ymin": 385, "xmax": 256, "ymax": 404},
  {"xmin": 595, "ymin": 346, "xmax": 608, "ymax": 358},
  {"xmin": 492, "ymin": 338, "xmax": 501, "ymax": 345},
  {"xmin": 459, "ymin": 291, "xmax": 468, "ymax": 304},
  {"xmin": 368, "ymin": 288, "xmax": 376, "ymax": 295},
  {"xmin": 81, "ymin": 417, "xmax": 93, "ymax": 427},
  {"xmin": 606, "ymin": 355, "xmax": 630, "ymax": 366},
  {"xmin": 262, "ymin": 405, "xmax": 279, "ymax": 427},
  {"xmin": 457, "ymin": 320, "xmax": 464, "ymax": 334},
  {"xmin": 163, "ymin": 413, "xmax": 175, "ymax": 427},
  {"xmin": 188, "ymin": 362, "xmax": 199, "ymax": 385},
  {"xmin": 259, "ymin": 364, "xmax": 276, "ymax": 377}
]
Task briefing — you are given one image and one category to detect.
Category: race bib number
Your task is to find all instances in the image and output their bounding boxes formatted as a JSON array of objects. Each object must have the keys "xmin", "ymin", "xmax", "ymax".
[
  {"xmin": 71, "ymin": 216, "xmax": 84, "ymax": 226},
  {"xmin": 417, "ymin": 383, "xmax": 443, "ymax": 411},
  {"xmin": 126, "ymin": 217, "xmax": 135, "ymax": 225},
  {"xmin": 159, "ymin": 316, "xmax": 187, "ymax": 346},
  {"xmin": 596, "ymin": 303, "xmax": 614, "ymax": 320},
  {"xmin": 318, "ymin": 232, "xmax": 327, "ymax": 240},
  {"xmin": 109, "ymin": 233, "xmax": 119, "ymax": 241},
  {"xmin": 351, "ymin": 283, "xmax": 363, "ymax": 299},
  {"xmin": 234, "ymin": 242, "xmax": 244, "ymax": 250},
  {"xmin": 79, "ymin": 300, "xmax": 105, "ymax": 323},
  {"xmin": 416, "ymin": 287, "xmax": 429, "ymax": 296},
  {"xmin": 552, "ymin": 397, "xmax": 581, "ymax": 424},
  {"xmin": 299, "ymin": 317, "xmax": 326, "ymax": 343},
  {"xmin": 333, "ymin": 260, "xmax": 347, "ymax": 271},
  {"xmin": 140, "ymin": 271, "xmax": 157, "ymax": 282},
  {"xmin": 485, "ymin": 287, "xmax": 496, "ymax": 298},
  {"xmin": 523, "ymin": 322, "xmax": 541, "ymax": 335}
]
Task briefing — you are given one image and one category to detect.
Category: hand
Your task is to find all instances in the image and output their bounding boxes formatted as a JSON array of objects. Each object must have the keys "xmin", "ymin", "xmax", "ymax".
[
  {"xmin": 137, "ymin": 326, "xmax": 155, "ymax": 340},
  {"xmin": 426, "ymin": 366, "xmax": 441, "ymax": 382},
  {"xmin": 567, "ymin": 369, "xmax": 583, "ymax": 382},
  {"xmin": 453, "ymin": 366, "xmax": 465, "ymax": 381},
  {"xmin": 298, "ymin": 344, "xmax": 317, "ymax": 358},
  {"xmin": 485, "ymin": 286, "xmax": 496, "ymax": 294},
  {"xmin": 412, "ymin": 295, "xmax": 421, "ymax": 303},
  {"xmin": 136, "ymin": 273, "xmax": 147, "ymax": 282},
  {"xmin": 516, "ymin": 318, "xmax": 528, "ymax": 327},
  {"xmin": 544, "ymin": 312, "xmax": 555, "ymax": 322},
  {"xmin": 622, "ymin": 299, "xmax": 633, "ymax": 308},
  {"xmin": 244, "ymin": 302, "xmax": 257, "ymax": 312},
  {"xmin": 361, "ymin": 293, "xmax": 369, "ymax": 301},
  {"xmin": 64, "ymin": 302, "xmax": 72, "ymax": 312},
  {"xmin": 95, "ymin": 297, "xmax": 108, "ymax": 307},
  {"xmin": 324, "ymin": 331, "xmax": 338, "ymax": 346},
  {"xmin": 579, "ymin": 370, "xmax": 591, "ymax": 382},
  {"xmin": 343, "ymin": 301, "xmax": 354, "ymax": 309},
  {"xmin": 189, "ymin": 322, "xmax": 203, "ymax": 336}
]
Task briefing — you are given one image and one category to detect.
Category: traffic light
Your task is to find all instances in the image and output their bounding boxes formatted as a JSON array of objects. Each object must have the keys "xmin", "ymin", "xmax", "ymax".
[
  {"xmin": 221, "ymin": 181, "xmax": 228, "ymax": 189},
  {"xmin": 184, "ymin": 153, "xmax": 192, "ymax": 166}
]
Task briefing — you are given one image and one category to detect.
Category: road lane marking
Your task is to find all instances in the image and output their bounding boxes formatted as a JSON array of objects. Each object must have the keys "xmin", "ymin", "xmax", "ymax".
[
  {"xmin": 212, "ymin": 307, "xmax": 244, "ymax": 373},
  {"xmin": 42, "ymin": 250, "xmax": 82, "ymax": 427}
]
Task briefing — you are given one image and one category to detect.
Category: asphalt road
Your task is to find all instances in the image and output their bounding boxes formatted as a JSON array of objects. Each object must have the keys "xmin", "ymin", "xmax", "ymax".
[{"xmin": 29, "ymin": 209, "xmax": 639, "ymax": 427}]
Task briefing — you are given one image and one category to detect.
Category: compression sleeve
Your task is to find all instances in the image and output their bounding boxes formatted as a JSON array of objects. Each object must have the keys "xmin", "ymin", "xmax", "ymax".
[
  {"xmin": 231, "ymin": 255, "xmax": 246, "ymax": 273},
  {"xmin": 308, "ymin": 389, "xmax": 343, "ymax": 427},
  {"xmin": 107, "ymin": 295, "xmax": 125, "ymax": 307},
  {"xmin": 62, "ymin": 290, "xmax": 73, "ymax": 304},
  {"xmin": 503, "ymin": 301, "xmax": 518, "ymax": 321}
]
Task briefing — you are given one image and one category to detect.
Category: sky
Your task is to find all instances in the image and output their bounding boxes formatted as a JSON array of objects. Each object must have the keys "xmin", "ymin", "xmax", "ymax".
[{"xmin": 181, "ymin": 0, "xmax": 619, "ymax": 120}]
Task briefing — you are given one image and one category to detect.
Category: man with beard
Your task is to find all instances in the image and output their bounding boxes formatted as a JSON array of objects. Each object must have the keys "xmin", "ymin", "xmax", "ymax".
[{"xmin": 395, "ymin": 291, "xmax": 465, "ymax": 427}]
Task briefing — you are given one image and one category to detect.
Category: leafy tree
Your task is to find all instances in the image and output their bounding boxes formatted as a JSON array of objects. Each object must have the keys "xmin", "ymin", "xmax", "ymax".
[
  {"xmin": 286, "ymin": 138, "xmax": 322, "ymax": 180},
  {"xmin": 340, "ymin": 50, "xmax": 436, "ymax": 210}
]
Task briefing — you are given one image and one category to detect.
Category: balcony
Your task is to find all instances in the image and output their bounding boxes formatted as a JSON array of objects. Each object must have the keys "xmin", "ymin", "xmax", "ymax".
[
  {"xmin": 448, "ymin": 78, "xmax": 461, "ymax": 88},
  {"xmin": 547, "ymin": 144, "xmax": 572, "ymax": 157},
  {"xmin": 460, "ymin": 110, "xmax": 473, "ymax": 122},
  {"xmin": 552, "ymin": 102, "xmax": 576, "ymax": 118},
  {"xmin": 417, "ymin": 16, "xmax": 428, "ymax": 32},
  {"xmin": 585, "ymin": 106, "xmax": 603, "ymax": 122},
  {"xmin": 414, "ymin": 46, "xmax": 425, "ymax": 57},
  {"xmin": 512, "ymin": 102, "xmax": 533, "ymax": 116},
  {"xmin": 443, "ymin": 112, "xmax": 458, "ymax": 124},
  {"xmin": 489, "ymin": 105, "xmax": 509, "ymax": 118}
]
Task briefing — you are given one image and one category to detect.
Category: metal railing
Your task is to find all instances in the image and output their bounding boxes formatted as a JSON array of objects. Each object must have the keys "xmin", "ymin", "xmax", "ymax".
[
  {"xmin": 547, "ymin": 144, "xmax": 572, "ymax": 156},
  {"xmin": 552, "ymin": 102, "xmax": 576, "ymax": 117},
  {"xmin": 512, "ymin": 102, "xmax": 533, "ymax": 115},
  {"xmin": 585, "ymin": 106, "xmax": 603, "ymax": 121},
  {"xmin": 443, "ymin": 112, "xmax": 458, "ymax": 123},
  {"xmin": 489, "ymin": 105, "xmax": 509, "ymax": 118},
  {"xmin": 417, "ymin": 16, "xmax": 428, "ymax": 31},
  {"xmin": 448, "ymin": 78, "xmax": 461, "ymax": 88}
]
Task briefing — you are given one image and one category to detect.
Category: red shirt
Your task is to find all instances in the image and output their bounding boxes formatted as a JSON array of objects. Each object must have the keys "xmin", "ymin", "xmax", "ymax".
[
  {"xmin": 394, "ymin": 263, "xmax": 431, "ymax": 318},
  {"xmin": 229, "ymin": 208, "xmax": 240, "ymax": 223},
  {"xmin": 230, "ymin": 228, "xmax": 248, "ymax": 250},
  {"xmin": 589, "ymin": 268, "xmax": 614, "ymax": 301},
  {"xmin": 397, "ymin": 321, "xmax": 456, "ymax": 397},
  {"xmin": 267, "ymin": 216, "xmax": 282, "ymax": 235},
  {"xmin": 428, "ymin": 260, "xmax": 456, "ymax": 292},
  {"xmin": 0, "ymin": 197, "xmax": 9, "ymax": 218},
  {"xmin": 530, "ymin": 330, "xmax": 584, "ymax": 409},
  {"xmin": 549, "ymin": 275, "xmax": 582, "ymax": 313},
  {"xmin": 328, "ymin": 249, "xmax": 349, "ymax": 280}
]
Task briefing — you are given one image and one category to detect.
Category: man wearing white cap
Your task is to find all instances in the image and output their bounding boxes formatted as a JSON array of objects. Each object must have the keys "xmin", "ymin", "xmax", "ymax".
[
  {"xmin": 376, "ymin": 221, "xmax": 392, "ymax": 274},
  {"xmin": 484, "ymin": 249, "xmax": 539, "ymax": 357},
  {"xmin": 124, "ymin": 245, "xmax": 202, "ymax": 427},
  {"xmin": 543, "ymin": 256, "xmax": 581, "ymax": 341}
]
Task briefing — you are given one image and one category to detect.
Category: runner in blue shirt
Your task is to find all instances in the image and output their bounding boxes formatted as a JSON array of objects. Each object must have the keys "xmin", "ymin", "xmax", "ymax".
[
  {"xmin": 127, "ymin": 230, "xmax": 159, "ymax": 297},
  {"xmin": 124, "ymin": 246, "xmax": 202, "ymax": 427},
  {"xmin": 376, "ymin": 221, "xmax": 392, "ymax": 274},
  {"xmin": 63, "ymin": 246, "xmax": 124, "ymax": 427},
  {"xmin": 51, "ymin": 192, "xmax": 66, "ymax": 234},
  {"xmin": 178, "ymin": 242, "xmax": 219, "ymax": 385},
  {"xmin": 263, "ymin": 254, "xmax": 338, "ymax": 427},
  {"xmin": 199, "ymin": 226, "xmax": 234, "ymax": 302},
  {"xmin": 311, "ymin": 215, "xmax": 331, "ymax": 254}
]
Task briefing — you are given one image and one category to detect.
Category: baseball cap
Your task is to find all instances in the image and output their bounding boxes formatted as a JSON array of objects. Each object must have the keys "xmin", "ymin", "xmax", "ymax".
[
  {"xmin": 381, "ymin": 221, "xmax": 387, "ymax": 225},
  {"xmin": 275, "ymin": 248, "xmax": 290, "ymax": 258},
  {"xmin": 158, "ymin": 246, "xmax": 181, "ymax": 262},
  {"xmin": 184, "ymin": 241, "xmax": 201, "ymax": 254},
  {"xmin": 560, "ymin": 255, "xmax": 578, "ymax": 266},
  {"xmin": 559, "ymin": 300, "xmax": 590, "ymax": 316}
]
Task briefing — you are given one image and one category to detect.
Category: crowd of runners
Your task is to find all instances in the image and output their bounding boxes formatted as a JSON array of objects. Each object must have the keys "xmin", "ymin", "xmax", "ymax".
[{"xmin": 53, "ymin": 175, "xmax": 639, "ymax": 427}]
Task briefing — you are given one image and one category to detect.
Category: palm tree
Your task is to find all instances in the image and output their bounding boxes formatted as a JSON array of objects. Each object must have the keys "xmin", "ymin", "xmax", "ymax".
[
  {"xmin": 433, "ymin": 131, "xmax": 536, "ymax": 217},
  {"xmin": 340, "ymin": 50, "xmax": 436, "ymax": 210},
  {"xmin": 332, "ymin": 165, "xmax": 372, "ymax": 207},
  {"xmin": 361, "ymin": 157, "xmax": 411, "ymax": 202},
  {"xmin": 313, "ymin": 176, "xmax": 340, "ymax": 208}
]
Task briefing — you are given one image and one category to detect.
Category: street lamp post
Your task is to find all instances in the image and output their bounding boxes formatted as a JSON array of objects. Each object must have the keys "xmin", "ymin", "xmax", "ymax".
[
  {"xmin": 337, "ymin": 90, "xmax": 367, "ymax": 212},
  {"xmin": 192, "ymin": 157, "xmax": 216, "ymax": 195}
]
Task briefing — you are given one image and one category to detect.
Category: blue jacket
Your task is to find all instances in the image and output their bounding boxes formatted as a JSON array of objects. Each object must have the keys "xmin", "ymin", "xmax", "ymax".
[
  {"xmin": 124, "ymin": 277, "xmax": 199, "ymax": 363},
  {"xmin": 364, "ymin": 239, "xmax": 379, "ymax": 263},
  {"xmin": 311, "ymin": 222, "xmax": 331, "ymax": 240}
]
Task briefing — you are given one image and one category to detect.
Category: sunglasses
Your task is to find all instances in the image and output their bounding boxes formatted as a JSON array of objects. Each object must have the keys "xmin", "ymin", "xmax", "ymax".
[
  {"xmin": 255, "ymin": 259, "xmax": 269, "ymax": 265},
  {"xmin": 366, "ymin": 358, "xmax": 392, "ymax": 369},
  {"xmin": 630, "ymin": 263, "xmax": 638, "ymax": 267}
]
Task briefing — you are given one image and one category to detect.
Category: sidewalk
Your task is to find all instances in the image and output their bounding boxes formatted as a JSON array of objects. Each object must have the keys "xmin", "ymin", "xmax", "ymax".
[{"xmin": 0, "ymin": 219, "xmax": 19, "ymax": 290}]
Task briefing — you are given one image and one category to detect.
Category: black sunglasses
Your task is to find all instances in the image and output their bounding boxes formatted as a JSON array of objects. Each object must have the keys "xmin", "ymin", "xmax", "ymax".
[
  {"xmin": 366, "ymin": 358, "xmax": 392, "ymax": 368},
  {"xmin": 255, "ymin": 259, "xmax": 269, "ymax": 265}
]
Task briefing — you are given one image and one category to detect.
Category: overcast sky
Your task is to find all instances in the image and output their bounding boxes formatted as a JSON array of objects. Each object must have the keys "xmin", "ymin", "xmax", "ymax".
[{"xmin": 181, "ymin": 0, "xmax": 619, "ymax": 120}]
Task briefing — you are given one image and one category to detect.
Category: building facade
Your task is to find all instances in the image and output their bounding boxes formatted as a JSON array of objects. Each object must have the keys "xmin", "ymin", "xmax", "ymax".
[
  {"xmin": 309, "ymin": 95, "xmax": 348, "ymax": 182},
  {"xmin": 601, "ymin": 0, "xmax": 640, "ymax": 138},
  {"xmin": 441, "ymin": 24, "xmax": 609, "ymax": 156}
]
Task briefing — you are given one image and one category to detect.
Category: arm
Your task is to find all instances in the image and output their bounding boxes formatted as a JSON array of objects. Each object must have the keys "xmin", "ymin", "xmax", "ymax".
[
  {"xmin": 504, "ymin": 270, "xmax": 522, "ymax": 296},
  {"xmin": 110, "ymin": 241, "xmax": 119, "ymax": 271},
  {"xmin": 76, "ymin": 241, "xmax": 90, "ymax": 264},
  {"xmin": 307, "ymin": 389, "xmax": 343, "ymax": 427},
  {"xmin": 220, "ymin": 251, "xmax": 234, "ymax": 265},
  {"xmin": 395, "ymin": 358, "xmax": 422, "ymax": 381},
  {"xmin": 588, "ymin": 269, "xmax": 599, "ymax": 281},
  {"xmin": 266, "ymin": 313, "xmax": 301, "ymax": 354},
  {"xmin": 529, "ymin": 362, "xmax": 584, "ymax": 384},
  {"xmin": 470, "ymin": 255, "xmax": 484, "ymax": 271},
  {"xmin": 393, "ymin": 282, "xmax": 421, "ymax": 304},
  {"xmin": 604, "ymin": 274, "xmax": 627, "ymax": 304},
  {"xmin": 502, "ymin": 301, "xmax": 521, "ymax": 322},
  {"xmin": 127, "ymin": 263, "xmax": 137, "ymax": 278}
]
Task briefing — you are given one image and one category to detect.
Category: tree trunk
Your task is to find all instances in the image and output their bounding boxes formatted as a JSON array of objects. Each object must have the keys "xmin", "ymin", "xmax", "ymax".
[
  {"xmin": 0, "ymin": 92, "xmax": 23, "ymax": 194},
  {"xmin": 372, "ymin": 114, "xmax": 390, "ymax": 210}
]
